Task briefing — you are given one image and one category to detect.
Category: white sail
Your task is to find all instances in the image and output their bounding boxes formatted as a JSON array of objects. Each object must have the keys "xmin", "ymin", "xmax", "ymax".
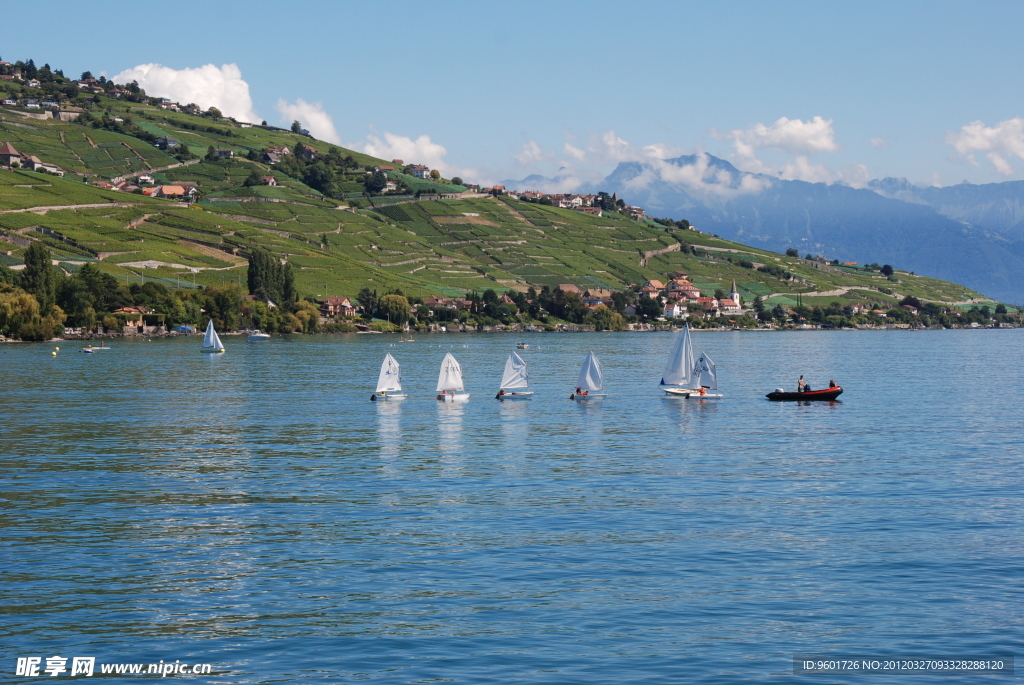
[
  {"xmin": 376, "ymin": 353, "xmax": 403, "ymax": 393},
  {"xmin": 201, "ymin": 319, "xmax": 224, "ymax": 352},
  {"xmin": 436, "ymin": 352, "xmax": 465, "ymax": 392},
  {"xmin": 576, "ymin": 351, "xmax": 603, "ymax": 391},
  {"xmin": 661, "ymin": 324, "xmax": 694, "ymax": 387},
  {"xmin": 500, "ymin": 351, "xmax": 529, "ymax": 390},
  {"xmin": 694, "ymin": 352, "xmax": 717, "ymax": 390}
]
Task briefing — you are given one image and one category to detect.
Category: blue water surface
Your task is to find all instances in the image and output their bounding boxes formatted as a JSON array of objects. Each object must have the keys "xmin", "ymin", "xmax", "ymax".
[{"xmin": 1, "ymin": 330, "xmax": 1022, "ymax": 683}]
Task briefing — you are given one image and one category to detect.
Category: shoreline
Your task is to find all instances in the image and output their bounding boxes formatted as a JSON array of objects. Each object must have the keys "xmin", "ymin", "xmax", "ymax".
[{"xmin": 4, "ymin": 324, "xmax": 1018, "ymax": 344}]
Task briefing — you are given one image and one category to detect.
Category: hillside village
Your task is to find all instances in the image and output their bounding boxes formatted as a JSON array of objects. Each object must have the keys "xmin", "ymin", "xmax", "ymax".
[{"xmin": 0, "ymin": 55, "xmax": 1017, "ymax": 341}]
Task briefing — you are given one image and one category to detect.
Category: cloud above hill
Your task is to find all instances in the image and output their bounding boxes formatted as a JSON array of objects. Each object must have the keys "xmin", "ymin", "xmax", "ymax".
[
  {"xmin": 275, "ymin": 98, "xmax": 341, "ymax": 144},
  {"xmin": 111, "ymin": 63, "xmax": 260, "ymax": 123},
  {"xmin": 713, "ymin": 116, "xmax": 849, "ymax": 183},
  {"xmin": 946, "ymin": 117, "xmax": 1024, "ymax": 175},
  {"xmin": 352, "ymin": 131, "xmax": 477, "ymax": 180}
]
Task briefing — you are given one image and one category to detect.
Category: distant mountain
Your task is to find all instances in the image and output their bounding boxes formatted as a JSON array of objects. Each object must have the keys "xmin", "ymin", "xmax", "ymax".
[
  {"xmin": 871, "ymin": 178, "xmax": 1024, "ymax": 242},
  {"xmin": 502, "ymin": 156, "xmax": 1024, "ymax": 302}
]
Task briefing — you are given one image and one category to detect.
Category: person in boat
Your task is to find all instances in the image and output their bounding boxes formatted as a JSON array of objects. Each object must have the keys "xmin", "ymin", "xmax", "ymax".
[
  {"xmin": 829, "ymin": 379, "xmax": 837, "ymax": 388},
  {"xmin": 370, "ymin": 394, "xmax": 377, "ymax": 402},
  {"xmin": 798, "ymin": 375, "xmax": 805, "ymax": 393}
]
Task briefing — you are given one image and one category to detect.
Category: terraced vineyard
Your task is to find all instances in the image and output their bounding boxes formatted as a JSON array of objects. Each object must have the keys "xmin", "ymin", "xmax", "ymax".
[{"xmin": 0, "ymin": 103, "xmax": 996, "ymax": 308}]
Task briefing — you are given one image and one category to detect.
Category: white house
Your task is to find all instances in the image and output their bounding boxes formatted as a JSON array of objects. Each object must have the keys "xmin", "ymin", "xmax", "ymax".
[
  {"xmin": 663, "ymin": 303, "xmax": 686, "ymax": 319},
  {"xmin": 410, "ymin": 164, "xmax": 431, "ymax": 178}
]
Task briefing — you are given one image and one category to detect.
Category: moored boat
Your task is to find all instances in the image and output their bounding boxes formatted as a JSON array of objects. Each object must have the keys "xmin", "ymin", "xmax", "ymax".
[
  {"xmin": 247, "ymin": 329, "xmax": 270, "ymax": 341},
  {"xmin": 766, "ymin": 387, "xmax": 843, "ymax": 401}
]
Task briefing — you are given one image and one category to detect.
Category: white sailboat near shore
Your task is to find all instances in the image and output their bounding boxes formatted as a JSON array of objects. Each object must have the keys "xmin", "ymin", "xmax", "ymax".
[
  {"xmin": 201, "ymin": 319, "xmax": 225, "ymax": 354},
  {"xmin": 372, "ymin": 353, "xmax": 407, "ymax": 400},
  {"xmin": 660, "ymin": 324, "xmax": 721, "ymax": 397},
  {"xmin": 496, "ymin": 351, "xmax": 533, "ymax": 399},
  {"xmin": 571, "ymin": 351, "xmax": 606, "ymax": 400},
  {"xmin": 436, "ymin": 352, "xmax": 470, "ymax": 401}
]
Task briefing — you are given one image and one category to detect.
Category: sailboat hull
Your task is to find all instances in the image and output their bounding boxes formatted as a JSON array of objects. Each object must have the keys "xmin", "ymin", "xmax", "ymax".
[
  {"xmin": 767, "ymin": 388, "xmax": 842, "ymax": 401},
  {"xmin": 662, "ymin": 387, "xmax": 722, "ymax": 398},
  {"xmin": 201, "ymin": 348, "xmax": 225, "ymax": 354},
  {"xmin": 373, "ymin": 393, "xmax": 407, "ymax": 400},
  {"xmin": 496, "ymin": 391, "xmax": 533, "ymax": 400},
  {"xmin": 437, "ymin": 393, "xmax": 470, "ymax": 402}
]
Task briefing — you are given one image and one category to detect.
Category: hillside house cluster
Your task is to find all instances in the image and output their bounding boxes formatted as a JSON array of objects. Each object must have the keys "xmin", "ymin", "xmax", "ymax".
[
  {"xmin": 506, "ymin": 189, "xmax": 647, "ymax": 219},
  {"xmin": 0, "ymin": 141, "xmax": 65, "ymax": 175},
  {"xmin": 633, "ymin": 276, "xmax": 745, "ymax": 319},
  {"xmin": 141, "ymin": 184, "xmax": 198, "ymax": 199}
]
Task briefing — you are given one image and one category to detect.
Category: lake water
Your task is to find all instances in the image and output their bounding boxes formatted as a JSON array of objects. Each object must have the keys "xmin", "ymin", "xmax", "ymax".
[{"xmin": 2, "ymin": 330, "xmax": 1022, "ymax": 683}]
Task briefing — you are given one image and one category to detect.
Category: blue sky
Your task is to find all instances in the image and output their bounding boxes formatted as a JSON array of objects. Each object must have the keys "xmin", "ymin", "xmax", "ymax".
[{"xmin": 5, "ymin": 1, "xmax": 1024, "ymax": 187}]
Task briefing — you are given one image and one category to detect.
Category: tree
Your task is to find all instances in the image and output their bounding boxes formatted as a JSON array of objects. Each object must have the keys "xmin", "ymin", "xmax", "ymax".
[
  {"xmin": 786, "ymin": 248, "xmax": 799, "ymax": 257},
  {"xmin": 291, "ymin": 120, "xmax": 302, "ymax": 134},
  {"xmin": 714, "ymin": 289, "xmax": 726, "ymax": 300},
  {"xmin": 880, "ymin": 264, "xmax": 894, "ymax": 277},
  {"xmin": 636, "ymin": 296, "xmax": 662, "ymax": 320},
  {"xmin": 356, "ymin": 287, "xmax": 378, "ymax": 317},
  {"xmin": 365, "ymin": 170, "xmax": 387, "ymax": 194},
  {"xmin": 610, "ymin": 291, "xmax": 630, "ymax": 314},
  {"xmin": 589, "ymin": 304, "xmax": 625, "ymax": 331},
  {"xmin": 205, "ymin": 145, "xmax": 217, "ymax": 160},
  {"xmin": 247, "ymin": 247, "xmax": 284, "ymax": 304},
  {"xmin": 430, "ymin": 169, "xmax": 441, "ymax": 180},
  {"xmin": 281, "ymin": 262, "xmax": 297, "ymax": 306},
  {"xmin": 451, "ymin": 177, "xmax": 463, "ymax": 186},
  {"xmin": 753, "ymin": 295, "xmax": 764, "ymax": 313},
  {"xmin": 81, "ymin": 71, "xmax": 93, "ymax": 80},
  {"xmin": 206, "ymin": 107, "xmax": 222, "ymax": 120},
  {"xmin": 20, "ymin": 242, "xmax": 60, "ymax": 313},
  {"xmin": 377, "ymin": 294, "xmax": 411, "ymax": 326},
  {"xmin": 243, "ymin": 169, "xmax": 263, "ymax": 187},
  {"xmin": 995, "ymin": 304, "xmax": 1008, "ymax": 315}
]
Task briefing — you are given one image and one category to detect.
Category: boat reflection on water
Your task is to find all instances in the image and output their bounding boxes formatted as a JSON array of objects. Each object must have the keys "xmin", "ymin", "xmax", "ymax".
[
  {"xmin": 436, "ymin": 400, "xmax": 465, "ymax": 475},
  {"xmin": 374, "ymin": 398, "xmax": 403, "ymax": 468},
  {"xmin": 663, "ymin": 390, "xmax": 720, "ymax": 430}
]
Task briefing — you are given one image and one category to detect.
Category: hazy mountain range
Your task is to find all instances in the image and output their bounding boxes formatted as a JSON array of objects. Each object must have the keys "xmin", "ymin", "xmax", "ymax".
[{"xmin": 505, "ymin": 155, "xmax": 1024, "ymax": 302}]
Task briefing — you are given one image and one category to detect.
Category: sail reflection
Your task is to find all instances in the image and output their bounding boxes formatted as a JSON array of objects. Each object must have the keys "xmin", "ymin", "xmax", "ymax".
[
  {"xmin": 375, "ymin": 399, "xmax": 403, "ymax": 473},
  {"xmin": 436, "ymin": 401, "xmax": 465, "ymax": 475}
]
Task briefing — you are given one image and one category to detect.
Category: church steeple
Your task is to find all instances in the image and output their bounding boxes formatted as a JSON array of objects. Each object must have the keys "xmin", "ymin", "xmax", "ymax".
[{"xmin": 729, "ymin": 280, "xmax": 740, "ymax": 305}]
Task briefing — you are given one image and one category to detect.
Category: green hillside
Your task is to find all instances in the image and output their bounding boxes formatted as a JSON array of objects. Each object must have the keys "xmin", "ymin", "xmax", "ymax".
[{"xmin": 0, "ymin": 75, "xmax": 1004, "ymax": 313}]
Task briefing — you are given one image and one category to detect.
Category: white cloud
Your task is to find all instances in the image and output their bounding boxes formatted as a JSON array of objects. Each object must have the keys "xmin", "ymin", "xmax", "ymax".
[
  {"xmin": 946, "ymin": 118, "xmax": 1024, "ymax": 176},
  {"xmin": 512, "ymin": 140, "xmax": 554, "ymax": 165},
  {"xmin": 870, "ymin": 137, "xmax": 888, "ymax": 149},
  {"xmin": 276, "ymin": 98, "xmax": 341, "ymax": 144},
  {"xmin": 111, "ymin": 63, "xmax": 259, "ymax": 123},
  {"xmin": 709, "ymin": 115, "xmax": 857, "ymax": 183},
  {"xmin": 352, "ymin": 131, "xmax": 477, "ymax": 180},
  {"xmin": 647, "ymin": 152, "xmax": 771, "ymax": 197},
  {"xmin": 721, "ymin": 116, "xmax": 839, "ymax": 158}
]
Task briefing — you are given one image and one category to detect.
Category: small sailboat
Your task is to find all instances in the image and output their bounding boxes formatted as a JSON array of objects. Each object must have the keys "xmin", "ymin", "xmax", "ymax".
[
  {"xmin": 436, "ymin": 352, "xmax": 469, "ymax": 401},
  {"xmin": 496, "ymin": 351, "xmax": 533, "ymax": 399},
  {"xmin": 691, "ymin": 351, "xmax": 722, "ymax": 398},
  {"xmin": 570, "ymin": 351, "xmax": 606, "ymax": 400},
  {"xmin": 247, "ymin": 329, "xmax": 270, "ymax": 341},
  {"xmin": 661, "ymin": 325, "xmax": 722, "ymax": 398},
  {"xmin": 660, "ymin": 324, "xmax": 695, "ymax": 396},
  {"xmin": 201, "ymin": 319, "xmax": 225, "ymax": 353},
  {"xmin": 371, "ymin": 352, "xmax": 407, "ymax": 401}
]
